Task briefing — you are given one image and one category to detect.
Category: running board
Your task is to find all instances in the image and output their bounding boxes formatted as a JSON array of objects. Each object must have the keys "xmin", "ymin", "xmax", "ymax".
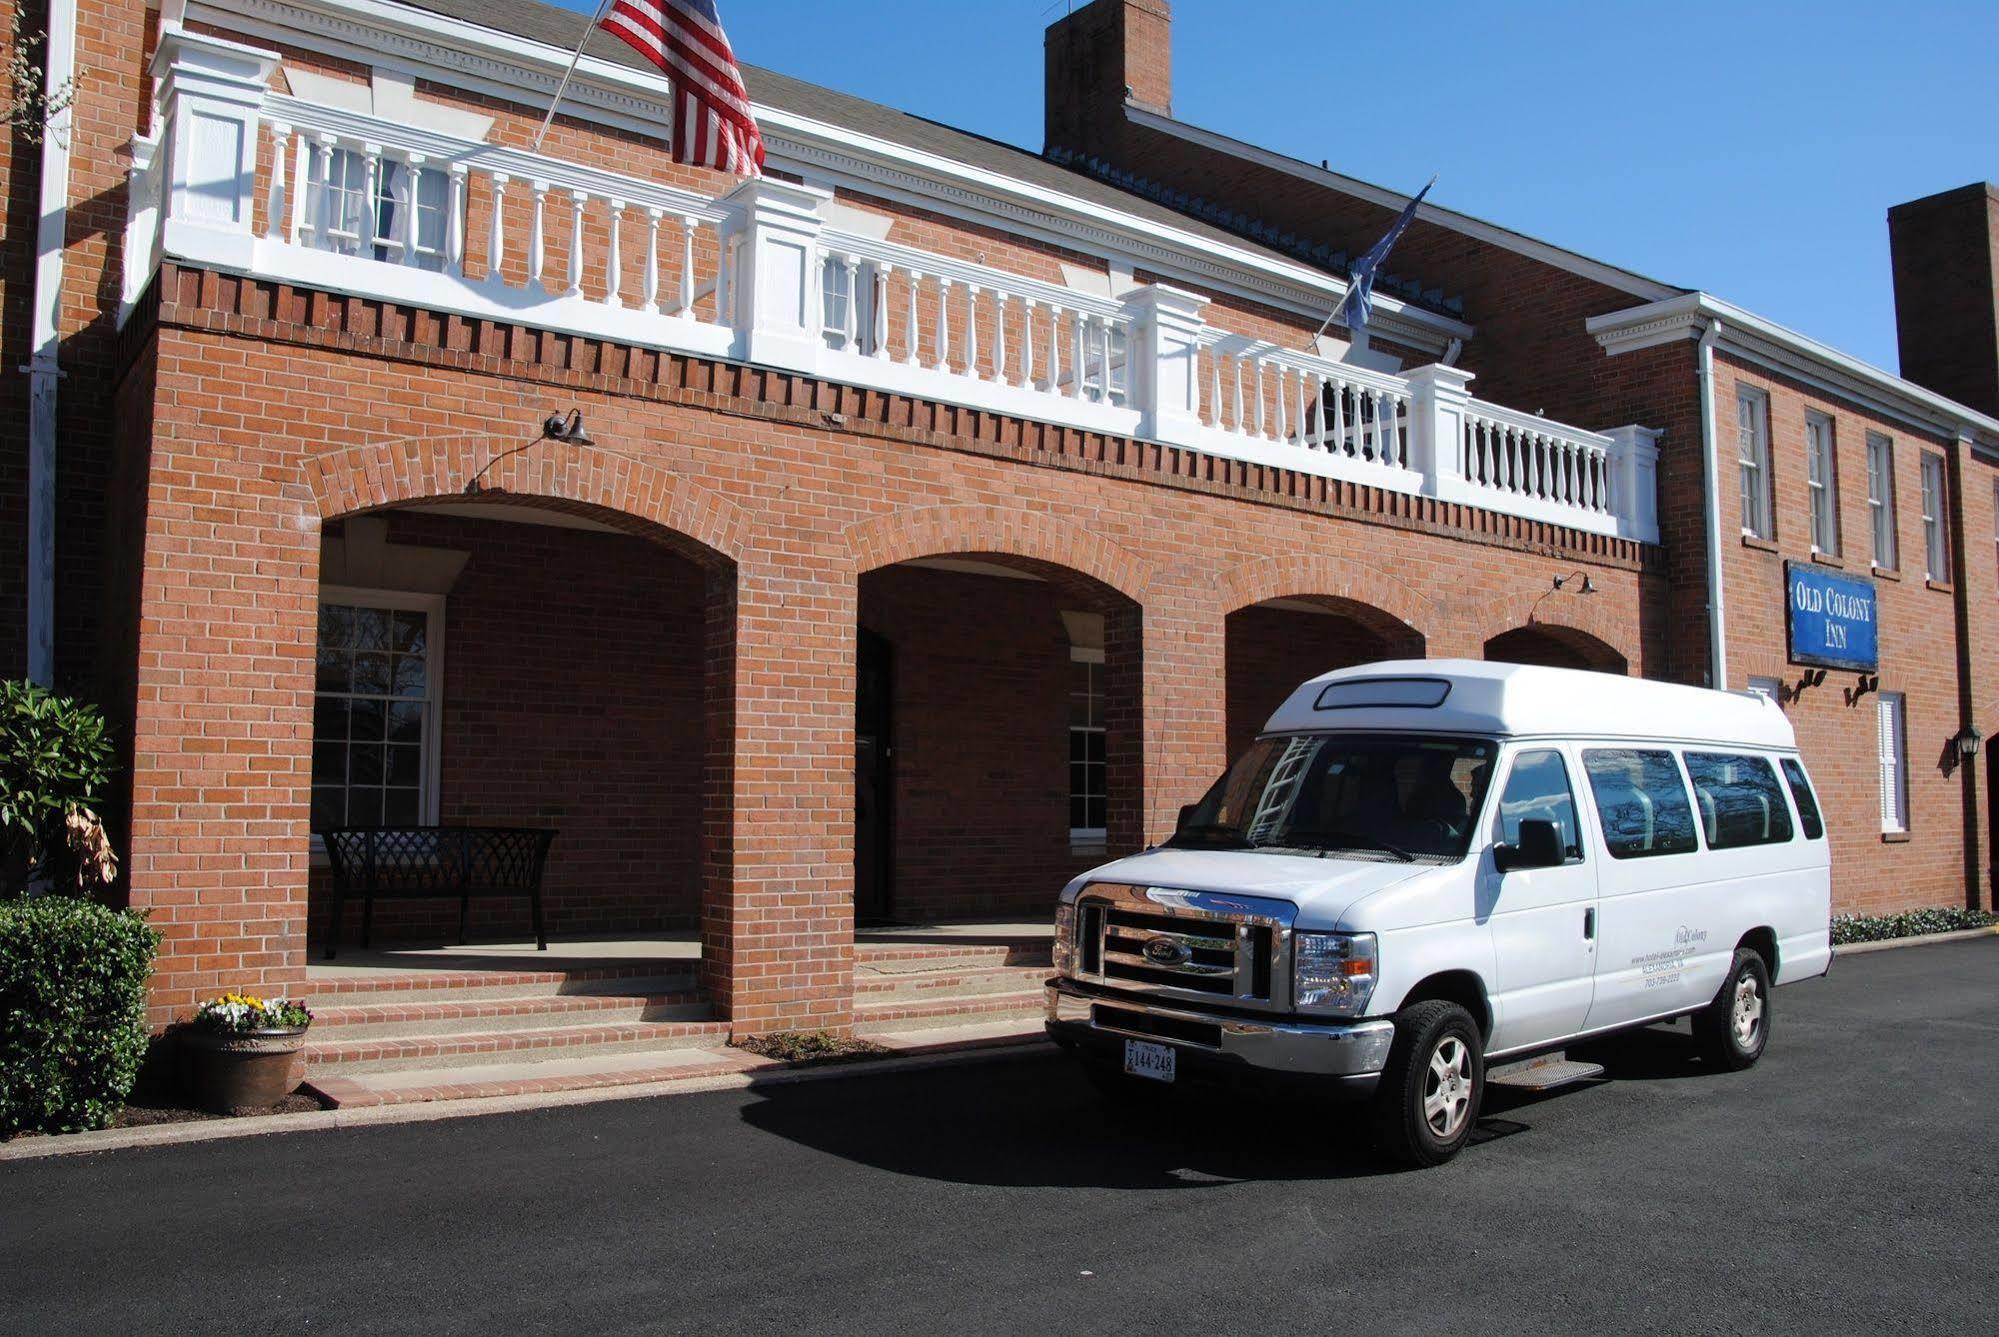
[{"xmin": 1486, "ymin": 1053, "xmax": 1605, "ymax": 1092}]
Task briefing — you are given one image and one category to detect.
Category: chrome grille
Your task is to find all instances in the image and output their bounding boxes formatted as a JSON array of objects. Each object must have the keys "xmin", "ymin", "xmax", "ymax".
[{"xmin": 1074, "ymin": 884, "xmax": 1294, "ymax": 1009}]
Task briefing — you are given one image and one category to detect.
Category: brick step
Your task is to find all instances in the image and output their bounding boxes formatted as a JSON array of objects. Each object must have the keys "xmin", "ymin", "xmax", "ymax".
[
  {"xmin": 304, "ymin": 967, "xmax": 697, "ymax": 1004},
  {"xmin": 853, "ymin": 963, "xmax": 1051, "ymax": 1000},
  {"xmin": 852, "ymin": 989, "xmax": 1046, "ymax": 1035},
  {"xmin": 309, "ymin": 991, "xmax": 708, "ymax": 1039},
  {"xmin": 305, "ymin": 1019, "xmax": 730, "ymax": 1075},
  {"xmin": 308, "ymin": 1047, "xmax": 759, "ymax": 1109},
  {"xmin": 854, "ymin": 942, "xmax": 1051, "ymax": 973}
]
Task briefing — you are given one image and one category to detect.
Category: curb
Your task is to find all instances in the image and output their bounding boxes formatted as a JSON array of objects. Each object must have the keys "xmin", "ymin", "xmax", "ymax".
[
  {"xmin": 0, "ymin": 1034, "xmax": 1054, "ymax": 1164},
  {"xmin": 1832, "ymin": 924, "xmax": 1999, "ymax": 957}
]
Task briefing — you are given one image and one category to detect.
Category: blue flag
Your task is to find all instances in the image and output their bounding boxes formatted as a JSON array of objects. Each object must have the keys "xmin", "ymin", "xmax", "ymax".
[{"xmin": 1333, "ymin": 176, "xmax": 1435, "ymax": 341}]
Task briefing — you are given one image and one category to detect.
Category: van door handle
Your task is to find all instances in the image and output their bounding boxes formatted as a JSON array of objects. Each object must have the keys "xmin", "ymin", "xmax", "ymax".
[{"xmin": 1583, "ymin": 907, "xmax": 1596, "ymax": 940}]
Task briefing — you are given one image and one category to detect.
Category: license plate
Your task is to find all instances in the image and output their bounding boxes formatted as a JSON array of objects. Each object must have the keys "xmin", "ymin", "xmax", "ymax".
[{"xmin": 1123, "ymin": 1038, "xmax": 1176, "ymax": 1083}]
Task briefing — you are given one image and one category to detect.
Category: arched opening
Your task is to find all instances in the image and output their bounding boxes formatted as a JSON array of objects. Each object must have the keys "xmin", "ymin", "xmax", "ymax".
[
  {"xmin": 1225, "ymin": 596, "xmax": 1425, "ymax": 761},
  {"xmin": 308, "ymin": 496, "xmax": 736, "ymax": 964},
  {"xmin": 1483, "ymin": 624, "xmax": 1629, "ymax": 674},
  {"xmin": 855, "ymin": 553, "xmax": 1140, "ymax": 925}
]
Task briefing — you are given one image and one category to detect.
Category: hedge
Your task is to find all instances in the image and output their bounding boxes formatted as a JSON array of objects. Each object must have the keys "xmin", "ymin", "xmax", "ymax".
[
  {"xmin": 1829, "ymin": 906, "xmax": 1999, "ymax": 946},
  {"xmin": 0, "ymin": 897, "xmax": 160, "ymax": 1134}
]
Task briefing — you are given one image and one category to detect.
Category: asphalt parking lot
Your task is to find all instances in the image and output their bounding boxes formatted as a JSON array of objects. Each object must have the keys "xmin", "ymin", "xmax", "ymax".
[{"xmin": 4, "ymin": 937, "xmax": 1995, "ymax": 1335}]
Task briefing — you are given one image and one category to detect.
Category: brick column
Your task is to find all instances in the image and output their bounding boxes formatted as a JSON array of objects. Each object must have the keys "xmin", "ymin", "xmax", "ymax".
[
  {"xmin": 701, "ymin": 546, "xmax": 857, "ymax": 1035},
  {"xmin": 125, "ymin": 389, "xmax": 319, "ymax": 1025},
  {"xmin": 1139, "ymin": 574, "xmax": 1230, "ymax": 845}
]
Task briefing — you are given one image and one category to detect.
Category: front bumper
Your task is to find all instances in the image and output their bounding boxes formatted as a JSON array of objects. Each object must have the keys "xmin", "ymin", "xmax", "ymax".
[{"xmin": 1045, "ymin": 977, "xmax": 1395, "ymax": 1090}]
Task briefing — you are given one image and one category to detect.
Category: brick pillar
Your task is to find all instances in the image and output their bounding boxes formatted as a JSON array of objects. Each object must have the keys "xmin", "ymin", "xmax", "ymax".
[
  {"xmin": 1139, "ymin": 575, "xmax": 1228, "ymax": 845},
  {"xmin": 1102, "ymin": 602, "xmax": 1147, "ymax": 857},
  {"xmin": 1044, "ymin": 0, "xmax": 1173, "ymax": 159},
  {"xmin": 125, "ymin": 407, "xmax": 319, "ymax": 1025},
  {"xmin": 701, "ymin": 547, "xmax": 857, "ymax": 1036}
]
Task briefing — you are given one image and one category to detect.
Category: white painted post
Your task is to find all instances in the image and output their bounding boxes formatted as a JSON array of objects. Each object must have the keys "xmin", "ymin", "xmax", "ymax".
[
  {"xmin": 605, "ymin": 199, "xmax": 625, "ymax": 307},
  {"xmin": 718, "ymin": 176, "xmax": 832, "ymax": 371},
  {"xmin": 936, "ymin": 278, "xmax": 952, "ymax": 371},
  {"xmin": 399, "ymin": 154, "xmax": 425, "ymax": 266},
  {"xmin": 1121, "ymin": 283, "xmax": 1210, "ymax": 446},
  {"xmin": 263, "ymin": 120, "xmax": 289, "ymax": 241},
  {"xmin": 1603, "ymin": 424, "xmax": 1663, "ymax": 543},
  {"xmin": 359, "ymin": 145, "xmax": 381, "ymax": 253},
  {"xmin": 1021, "ymin": 297, "xmax": 1036, "ymax": 388},
  {"xmin": 528, "ymin": 181, "xmax": 548, "ymax": 291},
  {"xmin": 446, "ymin": 165, "xmax": 467, "ymax": 276},
  {"xmin": 287, "ymin": 130, "xmax": 311, "ymax": 244},
  {"xmin": 872, "ymin": 263, "xmax": 890, "ymax": 359},
  {"xmin": 678, "ymin": 215, "xmax": 697, "ymax": 316},
  {"xmin": 565, "ymin": 190, "xmax": 587, "ymax": 298},
  {"xmin": 148, "ymin": 29, "xmax": 282, "ymax": 272},
  {"xmin": 643, "ymin": 207, "xmax": 662, "ymax": 311},
  {"xmin": 486, "ymin": 173, "xmax": 509, "ymax": 285},
  {"xmin": 1402, "ymin": 363, "xmax": 1478, "ymax": 502}
]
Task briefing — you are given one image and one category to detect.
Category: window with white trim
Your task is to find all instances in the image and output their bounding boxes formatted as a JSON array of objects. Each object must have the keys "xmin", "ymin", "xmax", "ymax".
[
  {"xmin": 1068, "ymin": 647, "xmax": 1106, "ymax": 842},
  {"xmin": 1866, "ymin": 432, "xmax": 1898, "ymax": 570},
  {"xmin": 1920, "ymin": 452, "xmax": 1950, "ymax": 581},
  {"xmin": 305, "ymin": 148, "xmax": 449, "ymax": 271},
  {"xmin": 1877, "ymin": 691, "xmax": 1908, "ymax": 835},
  {"xmin": 312, "ymin": 592, "xmax": 443, "ymax": 832},
  {"xmin": 820, "ymin": 259, "xmax": 880, "ymax": 352},
  {"xmin": 1805, "ymin": 412, "xmax": 1839, "ymax": 555},
  {"xmin": 1736, "ymin": 388, "xmax": 1773, "ymax": 539}
]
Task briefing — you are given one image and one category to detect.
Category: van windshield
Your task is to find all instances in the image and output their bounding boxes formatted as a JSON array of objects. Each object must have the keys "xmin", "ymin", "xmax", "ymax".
[{"xmin": 1171, "ymin": 734, "xmax": 1498, "ymax": 862}]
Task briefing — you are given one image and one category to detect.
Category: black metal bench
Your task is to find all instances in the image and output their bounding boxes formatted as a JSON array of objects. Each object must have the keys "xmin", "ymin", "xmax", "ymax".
[{"xmin": 321, "ymin": 827, "xmax": 556, "ymax": 959}]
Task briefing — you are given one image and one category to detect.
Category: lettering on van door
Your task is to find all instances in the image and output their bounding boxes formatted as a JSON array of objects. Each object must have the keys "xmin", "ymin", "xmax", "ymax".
[{"xmin": 1630, "ymin": 925, "xmax": 1707, "ymax": 990}]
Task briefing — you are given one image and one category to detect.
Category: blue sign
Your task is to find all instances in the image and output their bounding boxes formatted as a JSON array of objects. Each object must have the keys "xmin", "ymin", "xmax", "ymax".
[{"xmin": 1786, "ymin": 562, "xmax": 1878, "ymax": 672}]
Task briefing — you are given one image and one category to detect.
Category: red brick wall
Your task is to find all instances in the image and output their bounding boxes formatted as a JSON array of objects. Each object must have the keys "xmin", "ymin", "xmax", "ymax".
[
  {"xmin": 1888, "ymin": 183, "xmax": 1999, "ymax": 420},
  {"xmin": 310, "ymin": 510, "xmax": 708, "ymax": 948}
]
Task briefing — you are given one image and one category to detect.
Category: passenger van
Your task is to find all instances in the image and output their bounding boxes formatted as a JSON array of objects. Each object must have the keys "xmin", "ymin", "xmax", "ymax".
[{"xmin": 1045, "ymin": 660, "xmax": 1833, "ymax": 1167}]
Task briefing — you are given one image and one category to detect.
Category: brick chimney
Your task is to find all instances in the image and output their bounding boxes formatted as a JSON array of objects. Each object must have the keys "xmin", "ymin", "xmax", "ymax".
[
  {"xmin": 1044, "ymin": 0, "xmax": 1172, "ymax": 160},
  {"xmin": 1888, "ymin": 183, "xmax": 1999, "ymax": 418}
]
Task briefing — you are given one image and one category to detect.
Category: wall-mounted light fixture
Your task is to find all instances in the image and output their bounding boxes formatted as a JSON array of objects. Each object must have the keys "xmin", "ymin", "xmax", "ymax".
[
  {"xmin": 464, "ymin": 409, "xmax": 596, "ymax": 496},
  {"xmin": 1955, "ymin": 725, "xmax": 1984, "ymax": 759},
  {"xmin": 1844, "ymin": 672, "xmax": 1881, "ymax": 707},
  {"xmin": 1551, "ymin": 569, "xmax": 1598, "ymax": 595}
]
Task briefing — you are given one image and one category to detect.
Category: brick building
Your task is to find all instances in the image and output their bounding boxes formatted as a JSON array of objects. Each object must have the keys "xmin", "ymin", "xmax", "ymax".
[{"xmin": 4, "ymin": 0, "xmax": 1996, "ymax": 1096}]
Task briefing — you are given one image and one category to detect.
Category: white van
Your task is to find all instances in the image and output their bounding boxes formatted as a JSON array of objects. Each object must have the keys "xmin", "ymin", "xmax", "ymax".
[{"xmin": 1045, "ymin": 660, "xmax": 1833, "ymax": 1166}]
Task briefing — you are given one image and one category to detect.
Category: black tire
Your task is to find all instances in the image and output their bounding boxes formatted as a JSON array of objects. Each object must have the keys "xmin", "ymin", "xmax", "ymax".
[
  {"xmin": 1371, "ymin": 1000, "xmax": 1484, "ymax": 1168},
  {"xmin": 1694, "ymin": 948, "xmax": 1771, "ymax": 1071}
]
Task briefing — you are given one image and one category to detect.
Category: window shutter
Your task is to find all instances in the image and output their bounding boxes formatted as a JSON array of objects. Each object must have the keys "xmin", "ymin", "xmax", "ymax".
[{"xmin": 1877, "ymin": 694, "xmax": 1905, "ymax": 832}]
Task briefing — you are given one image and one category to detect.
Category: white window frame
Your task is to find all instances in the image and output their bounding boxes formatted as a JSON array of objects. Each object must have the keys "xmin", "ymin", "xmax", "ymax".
[
  {"xmin": 311, "ymin": 586, "xmax": 446, "ymax": 858},
  {"xmin": 1068, "ymin": 645, "xmax": 1107, "ymax": 846},
  {"xmin": 1866, "ymin": 432, "xmax": 1898, "ymax": 571},
  {"xmin": 1736, "ymin": 388, "xmax": 1773, "ymax": 539},
  {"xmin": 1878, "ymin": 691, "xmax": 1908, "ymax": 835},
  {"xmin": 1805, "ymin": 412, "xmax": 1839, "ymax": 556},
  {"xmin": 1920, "ymin": 452, "xmax": 1950, "ymax": 581},
  {"xmin": 820, "ymin": 257, "xmax": 880, "ymax": 353}
]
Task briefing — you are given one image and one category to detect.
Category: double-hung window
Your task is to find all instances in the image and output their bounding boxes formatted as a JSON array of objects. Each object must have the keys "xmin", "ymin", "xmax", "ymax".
[
  {"xmin": 1920, "ymin": 452, "xmax": 1950, "ymax": 581},
  {"xmin": 305, "ymin": 146, "xmax": 449, "ymax": 271},
  {"xmin": 1737, "ymin": 389, "xmax": 1773, "ymax": 539},
  {"xmin": 1865, "ymin": 432, "xmax": 1898, "ymax": 570},
  {"xmin": 312, "ymin": 591, "xmax": 443, "ymax": 834},
  {"xmin": 1877, "ymin": 691, "xmax": 1908, "ymax": 834},
  {"xmin": 1068, "ymin": 648, "xmax": 1107, "ymax": 843},
  {"xmin": 1805, "ymin": 413, "xmax": 1839, "ymax": 556},
  {"xmin": 820, "ymin": 258, "xmax": 879, "ymax": 353}
]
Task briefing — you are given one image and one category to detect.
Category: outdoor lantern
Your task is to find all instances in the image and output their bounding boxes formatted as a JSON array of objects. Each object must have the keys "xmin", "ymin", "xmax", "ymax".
[
  {"xmin": 1551, "ymin": 570, "xmax": 1598, "ymax": 595},
  {"xmin": 542, "ymin": 408, "xmax": 594, "ymax": 445},
  {"xmin": 1955, "ymin": 726, "xmax": 1984, "ymax": 758}
]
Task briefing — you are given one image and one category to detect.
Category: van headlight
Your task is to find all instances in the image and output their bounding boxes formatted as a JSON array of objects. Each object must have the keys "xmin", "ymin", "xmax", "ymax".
[
  {"xmin": 1295, "ymin": 932, "xmax": 1377, "ymax": 1016},
  {"xmin": 1053, "ymin": 901, "xmax": 1075, "ymax": 975}
]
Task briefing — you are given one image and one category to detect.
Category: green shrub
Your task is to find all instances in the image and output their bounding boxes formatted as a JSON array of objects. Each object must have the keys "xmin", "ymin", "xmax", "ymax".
[
  {"xmin": 1830, "ymin": 906, "xmax": 1999, "ymax": 946},
  {"xmin": 0, "ymin": 897, "xmax": 160, "ymax": 1134},
  {"xmin": 1, "ymin": 679, "xmax": 117, "ymax": 896}
]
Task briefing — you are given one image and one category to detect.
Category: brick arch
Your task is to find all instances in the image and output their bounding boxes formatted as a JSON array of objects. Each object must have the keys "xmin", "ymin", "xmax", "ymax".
[
  {"xmin": 305, "ymin": 436, "xmax": 749, "ymax": 568},
  {"xmin": 1210, "ymin": 552, "xmax": 1436, "ymax": 649},
  {"xmin": 1478, "ymin": 589, "xmax": 1634, "ymax": 673},
  {"xmin": 844, "ymin": 504, "xmax": 1152, "ymax": 601}
]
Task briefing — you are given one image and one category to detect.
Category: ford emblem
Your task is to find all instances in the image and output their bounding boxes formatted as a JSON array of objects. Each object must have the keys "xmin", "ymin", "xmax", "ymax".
[{"xmin": 1143, "ymin": 937, "xmax": 1193, "ymax": 967}]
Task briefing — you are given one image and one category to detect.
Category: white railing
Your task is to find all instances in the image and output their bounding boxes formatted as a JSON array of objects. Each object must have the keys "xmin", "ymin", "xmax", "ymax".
[{"xmin": 133, "ymin": 27, "xmax": 1659, "ymax": 544}]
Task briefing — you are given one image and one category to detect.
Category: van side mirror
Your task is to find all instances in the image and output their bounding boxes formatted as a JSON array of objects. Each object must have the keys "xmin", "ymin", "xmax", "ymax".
[
  {"xmin": 1495, "ymin": 818, "xmax": 1565, "ymax": 873},
  {"xmin": 1176, "ymin": 803, "xmax": 1199, "ymax": 835}
]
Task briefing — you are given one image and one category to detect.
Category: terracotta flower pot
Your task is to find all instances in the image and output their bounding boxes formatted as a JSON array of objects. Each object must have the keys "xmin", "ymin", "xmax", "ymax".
[{"xmin": 183, "ymin": 1026, "xmax": 309, "ymax": 1114}]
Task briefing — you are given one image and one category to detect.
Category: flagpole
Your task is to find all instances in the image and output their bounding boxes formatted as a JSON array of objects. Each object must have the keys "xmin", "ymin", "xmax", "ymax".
[{"xmin": 534, "ymin": 0, "xmax": 615, "ymax": 152}]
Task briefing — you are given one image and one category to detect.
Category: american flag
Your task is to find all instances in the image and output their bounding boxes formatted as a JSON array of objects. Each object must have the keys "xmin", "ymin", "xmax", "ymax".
[{"xmin": 599, "ymin": 0, "xmax": 765, "ymax": 177}]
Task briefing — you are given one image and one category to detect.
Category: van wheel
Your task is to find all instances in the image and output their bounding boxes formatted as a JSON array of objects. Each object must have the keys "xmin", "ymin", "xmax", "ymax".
[
  {"xmin": 1694, "ymin": 948, "xmax": 1771, "ymax": 1071},
  {"xmin": 1372, "ymin": 1000, "xmax": 1483, "ymax": 1168}
]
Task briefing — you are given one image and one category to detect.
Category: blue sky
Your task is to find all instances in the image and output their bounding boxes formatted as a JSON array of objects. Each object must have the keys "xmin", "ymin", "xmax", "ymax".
[{"xmin": 556, "ymin": 1, "xmax": 1997, "ymax": 374}]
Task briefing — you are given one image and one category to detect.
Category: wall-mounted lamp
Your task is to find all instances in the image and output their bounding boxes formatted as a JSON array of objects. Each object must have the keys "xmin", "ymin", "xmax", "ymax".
[
  {"xmin": 542, "ymin": 409, "xmax": 594, "ymax": 446},
  {"xmin": 1780, "ymin": 668, "xmax": 1828, "ymax": 704},
  {"xmin": 1845, "ymin": 672, "xmax": 1881, "ymax": 707},
  {"xmin": 1955, "ymin": 726, "xmax": 1984, "ymax": 759},
  {"xmin": 1552, "ymin": 570, "xmax": 1598, "ymax": 595}
]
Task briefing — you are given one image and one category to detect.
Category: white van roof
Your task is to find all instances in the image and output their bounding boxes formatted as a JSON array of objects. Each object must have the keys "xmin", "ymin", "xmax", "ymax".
[{"xmin": 1263, "ymin": 659, "xmax": 1798, "ymax": 752}]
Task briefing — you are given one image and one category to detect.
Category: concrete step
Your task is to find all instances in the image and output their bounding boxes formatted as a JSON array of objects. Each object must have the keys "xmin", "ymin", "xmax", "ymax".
[
  {"xmin": 309, "ymin": 990, "xmax": 709, "ymax": 1039},
  {"xmin": 852, "ymin": 989, "xmax": 1046, "ymax": 1035},
  {"xmin": 305, "ymin": 1018, "xmax": 730, "ymax": 1075},
  {"xmin": 304, "ymin": 967, "xmax": 697, "ymax": 1005},
  {"xmin": 308, "ymin": 1047, "xmax": 758, "ymax": 1109},
  {"xmin": 853, "ymin": 962, "xmax": 1051, "ymax": 1000},
  {"xmin": 854, "ymin": 942, "xmax": 1052, "ymax": 974}
]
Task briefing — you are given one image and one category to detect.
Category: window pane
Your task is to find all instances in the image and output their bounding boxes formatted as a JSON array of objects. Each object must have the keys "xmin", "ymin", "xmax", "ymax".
[
  {"xmin": 385, "ymin": 744, "xmax": 423, "ymax": 787},
  {"xmin": 346, "ymin": 787, "xmax": 383, "ymax": 827},
  {"xmin": 392, "ymin": 610, "xmax": 426, "ymax": 654},
  {"xmin": 310, "ymin": 787, "xmax": 344, "ymax": 832},
  {"xmin": 314, "ymin": 695, "xmax": 350, "ymax": 743},
  {"xmin": 315, "ymin": 647, "xmax": 350, "ymax": 695},
  {"xmin": 1582, "ymin": 748, "xmax": 1700, "ymax": 859},
  {"xmin": 348, "ymin": 742, "xmax": 384, "ymax": 787},
  {"xmin": 350, "ymin": 608, "xmax": 391, "ymax": 651},
  {"xmin": 382, "ymin": 788, "xmax": 422, "ymax": 826},
  {"xmin": 348, "ymin": 698, "xmax": 386, "ymax": 741},
  {"xmin": 1497, "ymin": 749, "xmax": 1581, "ymax": 860},
  {"xmin": 351, "ymin": 652, "xmax": 392, "ymax": 696},
  {"xmin": 1684, "ymin": 752, "xmax": 1794, "ymax": 848},
  {"xmin": 387, "ymin": 701, "xmax": 424, "ymax": 745},
  {"xmin": 311, "ymin": 740, "xmax": 346, "ymax": 786},
  {"xmin": 1780, "ymin": 758, "xmax": 1825, "ymax": 841},
  {"xmin": 392, "ymin": 653, "xmax": 427, "ymax": 697},
  {"xmin": 1070, "ymin": 795, "xmax": 1089, "ymax": 830}
]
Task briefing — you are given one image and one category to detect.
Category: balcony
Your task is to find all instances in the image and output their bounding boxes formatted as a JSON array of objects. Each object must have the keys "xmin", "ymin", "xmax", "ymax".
[{"xmin": 129, "ymin": 29, "xmax": 1658, "ymax": 544}]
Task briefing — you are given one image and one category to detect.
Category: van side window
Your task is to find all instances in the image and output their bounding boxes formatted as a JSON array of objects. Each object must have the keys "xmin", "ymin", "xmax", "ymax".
[
  {"xmin": 1581, "ymin": 748, "xmax": 1701, "ymax": 859},
  {"xmin": 1684, "ymin": 752, "xmax": 1795, "ymax": 848},
  {"xmin": 1778, "ymin": 758, "xmax": 1825, "ymax": 840},
  {"xmin": 1497, "ymin": 749, "xmax": 1582, "ymax": 862}
]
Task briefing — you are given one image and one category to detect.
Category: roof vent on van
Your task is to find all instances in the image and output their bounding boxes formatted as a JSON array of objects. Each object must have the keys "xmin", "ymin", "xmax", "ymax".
[{"xmin": 1313, "ymin": 677, "xmax": 1452, "ymax": 711}]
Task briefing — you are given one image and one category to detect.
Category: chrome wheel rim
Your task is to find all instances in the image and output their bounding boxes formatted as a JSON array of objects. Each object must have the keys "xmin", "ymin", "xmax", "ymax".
[
  {"xmin": 1423, "ymin": 1035, "xmax": 1473, "ymax": 1140},
  {"xmin": 1731, "ymin": 974, "xmax": 1764, "ymax": 1049}
]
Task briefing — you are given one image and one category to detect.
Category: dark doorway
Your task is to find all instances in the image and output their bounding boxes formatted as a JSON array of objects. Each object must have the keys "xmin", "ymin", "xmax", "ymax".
[{"xmin": 856, "ymin": 629, "xmax": 894, "ymax": 921}]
